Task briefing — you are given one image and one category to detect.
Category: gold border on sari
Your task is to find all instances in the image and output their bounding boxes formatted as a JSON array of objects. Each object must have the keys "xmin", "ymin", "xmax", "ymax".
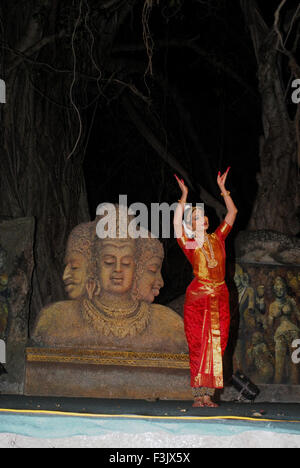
[
  {"xmin": 193, "ymin": 280, "xmax": 224, "ymax": 389},
  {"xmin": 218, "ymin": 220, "xmax": 232, "ymax": 238}
]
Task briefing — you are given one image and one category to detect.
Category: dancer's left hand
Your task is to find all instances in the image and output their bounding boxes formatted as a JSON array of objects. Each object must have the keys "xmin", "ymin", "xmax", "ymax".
[{"xmin": 217, "ymin": 167, "xmax": 230, "ymax": 191}]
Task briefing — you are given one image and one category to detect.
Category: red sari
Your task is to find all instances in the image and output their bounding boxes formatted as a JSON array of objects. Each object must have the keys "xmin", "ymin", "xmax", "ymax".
[{"xmin": 177, "ymin": 220, "xmax": 232, "ymax": 390}]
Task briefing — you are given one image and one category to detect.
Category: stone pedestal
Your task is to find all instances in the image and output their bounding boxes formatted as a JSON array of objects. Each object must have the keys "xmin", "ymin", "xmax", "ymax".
[{"xmin": 25, "ymin": 348, "xmax": 192, "ymax": 399}]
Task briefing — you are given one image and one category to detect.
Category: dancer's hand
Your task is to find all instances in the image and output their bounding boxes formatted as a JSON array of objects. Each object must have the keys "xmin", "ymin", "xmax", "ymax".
[
  {"xmin": 173, "ymin": 174, "xmax": 188, "ymax": 236},
  {"xmin": 217, "ymin": 167, "xmax": 230, "ymax": 192},
  {"xmin": 217, "ymin": 166, "xmax": 238, "ymax": 227},
  {"xmin": 174, "ymin": 174, "xmax": 188, "ymax": 198}
]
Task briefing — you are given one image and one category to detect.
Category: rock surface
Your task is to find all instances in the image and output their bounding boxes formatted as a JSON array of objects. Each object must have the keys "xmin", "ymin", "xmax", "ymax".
[{"xmin": 0, "ymin": 217, "xmax": 35, "ymax": 394}]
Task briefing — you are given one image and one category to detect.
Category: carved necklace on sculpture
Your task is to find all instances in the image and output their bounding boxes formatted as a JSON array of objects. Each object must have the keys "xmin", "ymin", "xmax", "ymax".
[
  {"xmin": 201, "ymin": 234, "xmax": 218, "ymax": 268},
  {"xmin": 96, "ymin": 298, "xmax": 139, "ymax": 317},
  {"xmin": 81, "ymin": 298, "xmax": 151, "ymax": 339}
]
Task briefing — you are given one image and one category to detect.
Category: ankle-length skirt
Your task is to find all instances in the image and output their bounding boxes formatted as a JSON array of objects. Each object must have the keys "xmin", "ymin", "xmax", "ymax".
[{"xmin": 183, "ymin": 277, "xmax": 230, "ymax": 389}]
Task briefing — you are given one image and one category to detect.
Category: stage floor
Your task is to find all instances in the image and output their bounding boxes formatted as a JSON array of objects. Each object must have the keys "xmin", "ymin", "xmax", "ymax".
[
  {"xmin": 0, "ymin": 395, "xmax": 300, "ymax": 421},
  {"xmin": 0, "ymin": 395, "xmax": 298, "ymax": 419},
  {"xmin": 0, "ymin": 396, "xmax": 300, "ymax": 448}
]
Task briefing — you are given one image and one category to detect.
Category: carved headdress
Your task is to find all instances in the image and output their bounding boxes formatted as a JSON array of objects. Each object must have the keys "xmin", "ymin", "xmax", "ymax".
[
  {"xmin": 65, "ymin": 220, "xmax": 98, "ymax": 281},
  {"xmin": 135, "ymin": 228, "xmax": 164, "ymax": 281},
  {"xmin": 66, "ymin": 221, "xmax": 96, "ymax": 257}
]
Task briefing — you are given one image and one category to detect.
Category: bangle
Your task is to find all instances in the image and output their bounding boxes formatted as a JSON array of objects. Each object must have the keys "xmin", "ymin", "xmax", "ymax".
[
  {"xmin": 221, "ymin": 191, "xmax": 230, "ymax": 197},
  {"xmin": 178, "ymin": 199, "xmax": 185, "ymax": 203}
]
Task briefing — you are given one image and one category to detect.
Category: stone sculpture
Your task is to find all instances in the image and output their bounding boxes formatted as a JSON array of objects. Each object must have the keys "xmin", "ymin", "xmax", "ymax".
[{"xmin": 31, "ymin": 206, "xmax": 188, "ymax": 354}]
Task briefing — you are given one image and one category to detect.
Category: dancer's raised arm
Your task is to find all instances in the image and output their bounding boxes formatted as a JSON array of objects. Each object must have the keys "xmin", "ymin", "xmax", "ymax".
[
  {"xmin": 173, "ymin": 174, "xmax": 188, "ymax": 239},
  {"xmin": 217, "ymin": 167, "xmax": 238, "ymax": 227}
]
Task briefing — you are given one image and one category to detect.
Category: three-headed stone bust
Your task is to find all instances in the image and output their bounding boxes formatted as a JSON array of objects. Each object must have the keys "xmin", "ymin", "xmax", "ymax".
[{"xmin": 32, "ymin": 205, "xmax": 187, "ymax": 353}]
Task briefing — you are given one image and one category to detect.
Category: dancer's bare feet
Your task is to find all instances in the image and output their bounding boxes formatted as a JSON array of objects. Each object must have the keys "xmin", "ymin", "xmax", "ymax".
[
  {"xmin": 192, "ymin": 397, "xmax": 205, "ymax": 407},
  {"xmin": 202, "ymin": 395, "xmax": 218, "ymax": 407}
]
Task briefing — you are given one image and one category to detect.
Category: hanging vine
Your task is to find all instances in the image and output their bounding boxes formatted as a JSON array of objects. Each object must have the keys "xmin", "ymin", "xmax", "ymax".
[{"xmin": 142, "ymin": 0, "xmax": 160, "ymax": 89}]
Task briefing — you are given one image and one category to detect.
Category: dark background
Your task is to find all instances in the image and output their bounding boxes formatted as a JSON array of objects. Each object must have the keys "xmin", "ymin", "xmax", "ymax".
[
  {"xmin": 80, "ymin": 0, "xmax": 283, "ymax": 303},
  {"xmin": 84, "ymin": 0, "xmax": 261, "ymax": 225},
  {"xmin": 1, "ymin": 0, "xmax": 299, "ymax": 311}
]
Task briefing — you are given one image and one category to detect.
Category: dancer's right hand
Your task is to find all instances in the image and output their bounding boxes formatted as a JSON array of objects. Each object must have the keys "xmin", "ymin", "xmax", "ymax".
[{"xmin": 174, "ymin": 174, "xmax": 188, "ymax": 198}]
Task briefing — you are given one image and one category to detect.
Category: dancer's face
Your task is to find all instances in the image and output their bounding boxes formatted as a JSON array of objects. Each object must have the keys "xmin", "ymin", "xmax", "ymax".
[{"xmin": 191, "ymin": 208, "xmax": 209, "ymax": 233}]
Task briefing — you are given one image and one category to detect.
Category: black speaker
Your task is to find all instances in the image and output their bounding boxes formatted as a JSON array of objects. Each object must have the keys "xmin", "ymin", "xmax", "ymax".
[{"xmin": 232, "ymin": 370, "xmax": 260, "ymax": 401}]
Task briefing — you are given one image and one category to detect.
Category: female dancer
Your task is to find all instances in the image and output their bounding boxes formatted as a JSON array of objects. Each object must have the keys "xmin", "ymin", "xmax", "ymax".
[{"xmin": 174, "ymin": 168, "xmax": 238, "ymax": 407}]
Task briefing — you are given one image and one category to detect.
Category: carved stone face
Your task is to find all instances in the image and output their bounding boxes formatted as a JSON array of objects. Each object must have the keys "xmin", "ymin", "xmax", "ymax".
[
  {"xmin": 98, "ymin": 241, "xmax": 135, "ymax": 296},
  {"xmin": 252, "ymin": 331, "xmax": 263, "ymax": 345},
  {"xmin": 257, "ymin": 285, "xmax": 264, "ymax": 298},
  {"xmin": 137, "ymin": 255, "xmax": 164, "ymax": 303},
  {"xmin": 242, "ymin": 272, "xmax": 250, "ymax": 287},
  {"xmin": 273, "ymin": 277, "xmax": 286, "ymax": 298},
  {"xmin": 63, "ymin": 251, "xmax": 89, "ymax": 300},
  {"xmin": 287, "ymin": 271, "xmax": 293, "ymax": 280},
  {"xmin": 234, "ymin": 264, "xmax": 243, "ymax": 287}
]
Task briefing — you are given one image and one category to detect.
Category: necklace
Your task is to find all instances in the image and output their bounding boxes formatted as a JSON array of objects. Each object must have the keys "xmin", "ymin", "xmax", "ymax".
[
  {"xmin": 81, "ymin": 298, "xmax": 151, "ymax": 338},
  {"xmin": 201, "ymin": 234, "xmax": 218, "ymax": 268},
  {"xmin": 96, "ymin": 299, "xmax": 139, "ymax": 317}
]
